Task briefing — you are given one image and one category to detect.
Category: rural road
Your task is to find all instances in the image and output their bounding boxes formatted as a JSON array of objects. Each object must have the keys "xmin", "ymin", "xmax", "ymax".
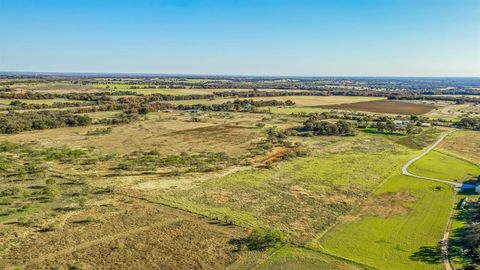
[
  {"xmin": 401, "ymin": 132, "xmax": 458, "ymax": 270},
  {"xmin": 401, "ymin": 133, "xmax": 461, "ymax": 188}
]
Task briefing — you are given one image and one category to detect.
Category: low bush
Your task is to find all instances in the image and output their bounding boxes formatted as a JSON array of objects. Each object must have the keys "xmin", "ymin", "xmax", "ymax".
[{"xmin": 231, "ymin": 227, "xmax": 287, "ymax": 251}]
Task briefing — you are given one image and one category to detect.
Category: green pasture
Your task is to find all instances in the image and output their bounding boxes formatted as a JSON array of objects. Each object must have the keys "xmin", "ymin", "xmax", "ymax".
[
  {"xmin": 154, "ymin": 134, "xmax": 420, "ymax": 244},
  {"xmin": 317, "ymin": 174, "xmax": 453, "ymax": 270},
  {"xmin": 259, "ymin": 246, "xmax": 370, "ymax": 270},
  {"xmin": 409, "ymin": 150, "xmax": 480, "ymax": 182}
]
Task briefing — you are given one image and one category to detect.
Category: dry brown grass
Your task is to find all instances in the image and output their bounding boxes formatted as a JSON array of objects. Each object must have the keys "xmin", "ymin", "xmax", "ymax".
[
  {"xmin": 359, "ymin": 191, "xmax": 416, "ymax": 218},
  {"xmin": 0, "ymin": 111, "xmax": 264, "ymax": 156},
  {"xmin": 422, "ymin": 101, "xmax": 480, "ymax": 120},
  {"xmin": 438, "ymin": 130, "xmax": 480, "ymax": 164},
  {"xmin": 1, "ymin": 196, "xmax": 257, "ymax": 270}
]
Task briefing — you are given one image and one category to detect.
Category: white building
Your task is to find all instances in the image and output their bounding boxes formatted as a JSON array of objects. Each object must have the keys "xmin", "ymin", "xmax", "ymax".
[{"xmin": 393, "ymin": 120, "xmax": 410, "ymax": 127}]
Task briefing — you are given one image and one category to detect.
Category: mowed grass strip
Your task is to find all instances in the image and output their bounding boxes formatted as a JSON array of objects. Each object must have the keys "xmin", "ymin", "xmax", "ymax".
[
  {"xmin": 259, "ymin": 246, "xmax": 371, "ymax": 270},
  {"xmin": 317, "ymin": 174, "xmax": 454, "ymax": 270},
  {"xmin": 408, "ymin": 149, "xmax": 480, "ymax": 182},
  {"xmin": 319, "ymin": 100, "xmax": 435, "ymax": 115}
]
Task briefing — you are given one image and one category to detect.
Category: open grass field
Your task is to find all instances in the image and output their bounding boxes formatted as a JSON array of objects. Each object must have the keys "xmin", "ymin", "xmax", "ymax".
[
  {"xmin": 422, "ymin": 101, "xmax": 480, "ymax": 120},
  {"xmin": 0, "ymin": 111, "xmax": 267, "ymax": 156},
  {"xmin": 0, "ymin": 195, "xmax": 262, "ymax": 270},
  {"xmin": 267, "ymin": 106, "xmax": 329, "ymax": 115},
  {"xmin": 408, "ymin": 149, "xmax": 480, "ymax": 182},
  {"xmin": 1, "ymin": 78, "xmax": 479, "ymax": 269},
  {"xmin": 0, "ymin": 98, "xmax": 88, "ymax": 105},
  {"xmin": 320, "ymin": 100, "xmax": 436, "ymax": 115},
  {"xmin": 11, "ymin": 82, "xmax": 103, "ymax": 93},
  {"xmin": 150, "ymin": 132, "xmax": 437, "ymax": 245},
  {"xmin": 92, "ymin": 84, "xmax": 310, "ymax": 95},
  {"xmin": 317, "ymin": 174, "xmax": 454, "ymax": 270},
  {"xmin": 259, "ymin": 246, "xmax": 370, "ymax": 270},
  {"xmin": 439, "ymin": 130, "xmax": 480, "ymax": 164}
]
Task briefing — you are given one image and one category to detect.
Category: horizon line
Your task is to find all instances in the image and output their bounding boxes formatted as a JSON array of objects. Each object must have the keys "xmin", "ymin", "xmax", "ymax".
[{"xmin": 1, "ymin": 70, "xmax": 480, "ymax": 79}]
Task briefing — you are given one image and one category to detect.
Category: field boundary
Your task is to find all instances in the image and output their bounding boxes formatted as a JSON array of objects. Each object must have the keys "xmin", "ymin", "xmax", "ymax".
[{"xmin": 305, "ymin": 244, "xmax": 379, "ymax": 270}]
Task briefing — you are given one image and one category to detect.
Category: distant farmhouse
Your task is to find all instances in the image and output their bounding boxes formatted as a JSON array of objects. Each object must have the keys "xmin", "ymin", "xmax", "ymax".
[
  {"xmin": 393, "ymin": 120, "xmax": 409, "ymax": 127},
  {"xmin": 393, "ymin": 120, "xmax": 431, "ymax": 128},
  {"xmin": 183, "ymin": 109, "xmax": 203, "ymax": 114}
]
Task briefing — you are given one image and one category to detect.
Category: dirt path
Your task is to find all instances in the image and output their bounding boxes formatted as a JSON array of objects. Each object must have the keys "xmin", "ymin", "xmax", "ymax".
[{"xmin": 401, "ymin": 132, "xmax": 457, "ymax": 270}]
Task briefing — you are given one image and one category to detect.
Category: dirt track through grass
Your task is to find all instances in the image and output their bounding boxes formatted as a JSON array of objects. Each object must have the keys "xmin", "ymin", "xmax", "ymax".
[{"xmin": 26, "ymin": 218, "xmax": 182, "ymax": 265}]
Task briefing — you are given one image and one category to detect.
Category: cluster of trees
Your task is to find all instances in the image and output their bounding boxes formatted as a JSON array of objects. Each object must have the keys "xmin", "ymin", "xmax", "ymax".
[
  {"xmin": 119, "ymin": 93, "xmax": 215, "ymax": 103},
  {"xmin": 9, "ymin": 100, "xmax": 90, "ymax": 110},
  {"xmin": 298, "ymin": 116, "xmax": 356, "ymax": 136},
  {"xmin": 97, "ymin": 112, "xmax": 140, "ymax": 125},
  {"xmin": 86, "ymin": 127, "xmax": 113, "ymax": 136},
  {"xmin": 372, "ymin": 120, "xmax": 424, "ymax": 134},
  {"xmin": 0, "ymin": 91, "xmax": 139, "ymax": 102},
  {"xmin": 0, "ymin": 111, "xmax": 92, "ymax": 134},
  {"xmin": 455, "ymin": 118, "xmax": 480, "ymax": 130},
  {"xmin": 0, "ymin": 91, "xmax": 91, "ymax": 101},
  {"xmin": 172, "ymin": 99, "xmax": 295, "ymax": 113},
  {"xmin": 230, "ymin": 228, "xmax": 287, "ymax": 251},
  {"xmin": 298, "ymin": 112, "xmax": 427, "ymax": 134},
  {"xmin": 232, "ymin": 99, "xmax": 295, "ymax": 107}
]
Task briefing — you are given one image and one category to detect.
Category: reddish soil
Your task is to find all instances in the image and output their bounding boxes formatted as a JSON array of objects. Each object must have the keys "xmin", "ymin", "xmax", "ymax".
[{"xmin": 319, "ymin": 100, "xmax": 436, "ymax": 115}]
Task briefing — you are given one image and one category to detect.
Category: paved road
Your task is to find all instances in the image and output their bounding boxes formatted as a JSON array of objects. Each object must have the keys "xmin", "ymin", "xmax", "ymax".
[
  {"xmin": 401, "ymin": 133, "xmax": 462, "ymax": 188},
  {"xmin": 401, "ymin": 132, "xmax": 458, "ymax": 270}
]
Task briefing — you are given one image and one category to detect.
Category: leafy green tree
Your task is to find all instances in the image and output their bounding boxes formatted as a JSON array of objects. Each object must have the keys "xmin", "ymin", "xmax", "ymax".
[
  {"xmin": 385, "ymin": 120, "xmax": 396, "ymax": 133},
  {"xmin": 375, "ymin": 121, "xmax": 386, "ymax": 132}
]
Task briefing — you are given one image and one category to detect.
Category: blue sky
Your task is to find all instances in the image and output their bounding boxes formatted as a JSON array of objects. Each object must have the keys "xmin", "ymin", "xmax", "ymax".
[{"xmin": 0, "ymin": 0, "xmax": 479, "ymax": 76}]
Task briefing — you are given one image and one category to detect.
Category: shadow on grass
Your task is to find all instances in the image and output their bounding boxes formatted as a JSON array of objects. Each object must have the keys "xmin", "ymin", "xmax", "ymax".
[
  {"xmin": 409, "ymin": 243, "xmax": 443, "ymax": 264},
  {"xmin": 448, "ymin": 209, "xmax": 470, "ymax": 258}
]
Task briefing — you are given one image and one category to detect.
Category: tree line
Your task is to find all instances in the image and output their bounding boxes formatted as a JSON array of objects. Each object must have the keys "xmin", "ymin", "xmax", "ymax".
[
  {"xmin": 297, "ymin": 115, "xmax": 356, "ymax": 136},
  {"xmin": 0, "ymin": 111, "xmax": 92, "ymax": 134}
]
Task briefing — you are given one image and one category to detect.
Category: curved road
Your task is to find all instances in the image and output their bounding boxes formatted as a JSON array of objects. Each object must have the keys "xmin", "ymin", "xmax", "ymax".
[
  {"xmin": 401, "ymin": 132, "xmax": 461, "ymax": 188},
  {"xmin": 401, "ymin": 132, "xmax": 459, "ymax": 270}
]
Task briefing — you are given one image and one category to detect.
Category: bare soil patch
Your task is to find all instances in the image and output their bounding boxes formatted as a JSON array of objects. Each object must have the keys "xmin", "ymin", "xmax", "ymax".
[
  {"xmin": 255, "ymin": 146, "xmax": 288, "ymax": 164},
  {"xmin": 360, "ymin": 191, "xmax": 416, "ymax": 218}
]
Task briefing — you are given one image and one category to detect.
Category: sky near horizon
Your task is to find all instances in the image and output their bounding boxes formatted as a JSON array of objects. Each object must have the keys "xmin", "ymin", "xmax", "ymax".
[{"xmin": 0, "ymin": 0, "xmax": 479, "ymax": 76}]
